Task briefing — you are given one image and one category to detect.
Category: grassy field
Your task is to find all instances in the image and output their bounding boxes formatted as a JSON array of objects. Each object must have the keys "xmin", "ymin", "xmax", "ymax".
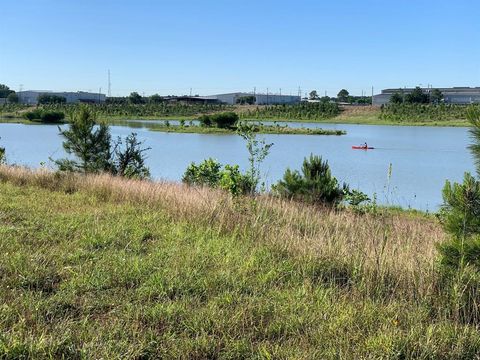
[{"xmin": 0, "ymin": 166, "xmax": 479, "ymax": 358}]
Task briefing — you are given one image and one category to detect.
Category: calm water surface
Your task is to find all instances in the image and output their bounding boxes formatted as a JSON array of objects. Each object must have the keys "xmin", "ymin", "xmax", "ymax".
[{"xmin": 0, "ymin": 122, "xmax": 474, "ymax": 211}]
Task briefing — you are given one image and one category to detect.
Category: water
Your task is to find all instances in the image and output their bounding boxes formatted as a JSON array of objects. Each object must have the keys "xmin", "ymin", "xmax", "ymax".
[{"xmin": 0, "ymin": 122, "xmax": 474, "ymax": 211}]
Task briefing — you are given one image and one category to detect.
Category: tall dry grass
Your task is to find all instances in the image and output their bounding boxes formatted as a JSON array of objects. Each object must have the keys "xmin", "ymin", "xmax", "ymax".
[{"xmin": 0, "ymin": 165, "xmax": 445, "ymax": 303}]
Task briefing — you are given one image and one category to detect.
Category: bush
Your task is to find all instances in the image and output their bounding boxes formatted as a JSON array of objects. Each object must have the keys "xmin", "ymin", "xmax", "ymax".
[
  {"xmin": 38, "ymin": 94, "xmax": 66, "ymax": 104},
  {"xmin": 273, "ymin": 154, "xmax": 348, "ymax": 205},
  {"xmin": 198, "ymin": 112, "xmax": 238, "ymax": 128},
  {"xmin": 440, "ymin": 173, "xmax": 480, "ymax": 239},
  {"xmin": 182, "ymin": 158, "xmax": 251, "ymax": 196},
  {"xmin": 23, "ymin": 110, "xmax": 65, "ymax": 123}
]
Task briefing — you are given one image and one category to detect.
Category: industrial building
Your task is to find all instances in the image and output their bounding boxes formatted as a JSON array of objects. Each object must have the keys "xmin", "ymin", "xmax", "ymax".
[
  {"xmin": 17, "ymin": 91, "xmax": 106, "ymax": 104},
  {"xmin": 211, "ymin": 92, "xmax": 301, "ymax": 105},
  {"xmin": 373, "ymin": 87, "xmax": 480, "ymax": 106}
]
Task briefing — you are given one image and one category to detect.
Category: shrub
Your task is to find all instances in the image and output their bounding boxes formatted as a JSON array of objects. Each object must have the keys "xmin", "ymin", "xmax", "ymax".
[
  {"xmin": 23, "ymin": 110, "xmax": 65, "ymax": 123},
  {"xmin": 182, "ymin": 158, "xmax": 222, "ymax": 187},
  {"xmin": 40, "ymin": 111, "xmax": 65, "ymax": 123},
  {"xmin": 182, "ymin": 159, "xmax": 251, "ymax": 196},
  {"xmin": 198, "ymin": 112, "xmax": 238, "ymax": 128},
  {"xmin": 273, "ymin": 154, "xmax": 348, "ymax": 205},
  {"xmin": 23, "ymin": 109, "xmax": 43, "ymax": 121},
  {"xmin": 38, "ymin": 94, "xmax": 66, "ymax": 104},
  {"xmin": 198, "ymin": 114, "xmax": 212, "ymax": 127},
  {"xmin": 437, "ymin": 106, "xmax": 480, "ymax": 323}
]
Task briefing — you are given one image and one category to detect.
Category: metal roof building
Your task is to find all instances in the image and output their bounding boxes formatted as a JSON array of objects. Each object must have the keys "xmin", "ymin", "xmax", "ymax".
[
  {"xmin": 211, "ymin": 92, "xmax": 301, "ymax": 105},
  {"xmin": 373, "ymin": 87, "xmax": 480, "ymax": 105},
  {"xmin": 17, "ymin": 90, "xmax": 106, "ymax": 104}
]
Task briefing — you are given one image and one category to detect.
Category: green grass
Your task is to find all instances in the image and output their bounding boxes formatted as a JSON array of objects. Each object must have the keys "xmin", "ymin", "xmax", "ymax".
[{"xmin": 0, "ymin": 169, "xmax": 479, "ymax": 358}]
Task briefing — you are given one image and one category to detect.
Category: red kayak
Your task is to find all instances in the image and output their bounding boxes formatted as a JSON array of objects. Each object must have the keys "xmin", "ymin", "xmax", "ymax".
[{"xmin": 352, "ymin": 146, "xmax": 374, "ymax": 150}]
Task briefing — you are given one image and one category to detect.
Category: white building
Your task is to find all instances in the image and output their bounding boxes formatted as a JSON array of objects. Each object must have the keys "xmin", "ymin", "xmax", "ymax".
[
  {"xmin": 373, "ymin": 87, "xmax": 480, "ymax": 106},
  {"xmin": 17, "ymin": 90, "xmax": 106, "ymax": 104},
  {"xmin": 211, "ymin": 92, "xmax": 300, "ymax": 105}
]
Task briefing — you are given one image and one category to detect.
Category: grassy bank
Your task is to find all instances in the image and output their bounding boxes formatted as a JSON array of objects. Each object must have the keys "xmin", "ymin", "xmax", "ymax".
[
  {"xmin": 0, "ymin": 166, "xmax": 479, "ymax": 358},
  {"xmin": 109, "ymin": 120, "xmax": 345, "ymax": 135}
]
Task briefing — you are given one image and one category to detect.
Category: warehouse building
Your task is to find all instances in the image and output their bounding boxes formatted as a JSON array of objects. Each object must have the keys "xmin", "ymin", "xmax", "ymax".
[
  {"xmin": 212, "ymin": 92, "xmax": 301, "ymax": 105},
  {"xmin": 373, "ymin": 87, "xmax": 480, "ymax": 105},
  {"xmin": 17, "ymin": 90, "xmax": 106, "ymax": 104}
]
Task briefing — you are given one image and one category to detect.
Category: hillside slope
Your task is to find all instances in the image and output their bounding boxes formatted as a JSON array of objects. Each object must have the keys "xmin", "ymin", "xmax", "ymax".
[{"xmin": 0, "ymin": 167, "xmax": 478, "ymax": 359}]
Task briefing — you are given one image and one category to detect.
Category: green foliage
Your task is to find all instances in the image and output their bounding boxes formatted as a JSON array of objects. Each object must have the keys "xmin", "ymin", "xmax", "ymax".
[
  {"xmin": 6, "ymin": 92, "xmax": 18, "ymax": 104},
  {"xmin": 23, "ymin": 109, "xmax": 65, "ymax": 123},
  {"xmin": 34, "ymin": 102, "xmax": 231, "ymax": 119},
  {"xmin": 55, "ymin": 106, "xmax": 150, "ymax": 178},
  {"xmin": 237, "ymin": 123, "xmax": 273, "ymax": 194},
  {"xmin": 55, "ymin": 106, "xmax": 112, "ymax": 173},
  {"xmin": 199, "ymin": 112, "xmax": 239, "ymax": 128},
  {"xmin": 236, "ymin": 95, "xmax": 256, "ymax": 105},
  {"xmin": 182, "ymin": 158, "xmax": 251, "ymax": 196},
  {"xmin": 273, "ymin": 154, "xmax": 348, "ymax": 205},
  {"xmin": 437, "ymin": 107, "xmax": 480, "ymax": 324},
  {"xmin": 241, "ymin": 102, "xmax": 340, "ymax": 120},
  {"xmin": 440, "ymin": 173, "xmax": 480, "ymax": 240},
  {"xmin": 404, "ymin": 87, "xmax": 429, "ymax": 104},
  {"xmin": 149, "ymin": 94, "xmax": 164, "ymax": 104},
  {"xmin": 389, "ymin": 92, "xmax": 404, "ymax": 104},
  {"xmin": 183, "ymin": 158, "xmax": 222, "ymax": 187},
  {"xmin": 309, "ymin": 90, "xmax": 319, "ymax": 100},
  {"xmin": 0, "ymin": 84, "xmax": 14, "ymax": 98},
  {"xmin": 112, "ymin": 133, "xmax": 151, "ymax": 179},
  {"xmin": 337, "ymin": 89, "xmax": 350, "ymax": 102},
  {"xmin": 38, "ymin": 94, "xmax": 66, "ymax": 104},
  {"xmin": 467, "ymin": 106, "xmax": 480, "ymax": 177},
  {"xmin": 128, "ymin": 92, "xmax": 144, "ymax": 104},
  {"xmin": 430, "ymin": 89, "xmax": 443, "ymax": 104},
  {"xmin": 344, "ymin": 189, "xmax": 370, "ymax": 207},
  {"xmin": 380, "ymin": 103, "xmax": 476, "ymax": 122}
]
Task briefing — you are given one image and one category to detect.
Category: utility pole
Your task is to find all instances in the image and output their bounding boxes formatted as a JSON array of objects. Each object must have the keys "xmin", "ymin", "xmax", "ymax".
[
  {"xmin": 279, "ymin": 88, "xmax": 282, "ymax": 96},
  {"xmin": 253, "ymin": 87, "xmax": 256, "ymax": 96},
  {"xmin": 298, "ymin": 86, "xmax": 302, "ymax": 98},
  {"xmin": 98, "ymin": 87, "xmax": 102, "ymax": 103},
  {"xmin": 371, "ymin": 86, "xmax": 374, "ymax": 106}
]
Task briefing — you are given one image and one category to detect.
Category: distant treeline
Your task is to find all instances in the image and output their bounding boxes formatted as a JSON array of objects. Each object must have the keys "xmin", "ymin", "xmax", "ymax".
[
  {"xmin": 380, "ymin": 103, "xmax": 479, "ymax": 122},
  {"xmin": 240, "ymin": 102, "xmax": 341, "ymax": 120}
]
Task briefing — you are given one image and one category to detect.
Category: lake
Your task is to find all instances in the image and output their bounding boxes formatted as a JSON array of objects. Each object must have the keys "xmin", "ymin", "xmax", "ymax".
[{"xmin": 0, "ymin": 122, "xmax": 474, "ymax": 211}]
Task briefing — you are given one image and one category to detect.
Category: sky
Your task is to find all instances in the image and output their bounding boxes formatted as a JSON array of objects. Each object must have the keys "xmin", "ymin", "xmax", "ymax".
[{"xmin": 1, "ymin": 0, "xmax": 479, "ymax": 96}]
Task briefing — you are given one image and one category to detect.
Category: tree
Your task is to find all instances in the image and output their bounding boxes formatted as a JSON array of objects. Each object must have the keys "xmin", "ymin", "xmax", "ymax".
[
  {"xmin": 404, "ymin": 87, "xmax": 429, "ymax": 104},
  {"xmin": 112, "ymin": 133, "xmax": 151, "ymax": 179},
  {"xmin": 149, "ymin": 94, "xmax": 163, "ymax": 104},
  {"xmin": 273, "ymin": 154, "xmax": 348, "ymax": 205},
  {"xmin": 0, "ymin": 84, "xmax": 13, "ymax": 98},
  {"xmin": 55, "ymin": 106, "xmax": 150, "ymax": 178},
  {"xmin": 6, "ymin": 92, "xmax": 18, "ymax": 104},
  {"xmin": 236, "ymin": 95, "xmax": 256, "ymax": 105},
  {"xmin": 337, "ymin": 89, "xmax": 349, "ymax": 102},
  {"xmin": 38, "ymin": 94, "xmax": 66, "ymax": 104},
  {"xmin": 55, "ymin": 106, "xmax": 112, "ymax": 173},
  {"xmin": 309, "ymin": 90, "xmax": 319, "ymax": 100},
  {"xmin": 430, "ymin": 88, "xmax": 443, "ymax": 104},
  {"xmin": 389, "ymin": 92, "xmax": 403, "ymax": 104},
  {"xmin": 128, "ymin": 92, "xmax": 144, "ymax": 104},
  {"xmin": 237, "ymin": 123, "xmax": 273, "ymax": 194}
]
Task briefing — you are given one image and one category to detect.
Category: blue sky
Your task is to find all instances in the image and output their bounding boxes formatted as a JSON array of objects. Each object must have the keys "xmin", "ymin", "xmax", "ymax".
[{"xmin": 1, "ymin": 0, "xmax": 479, "ymax": 96}]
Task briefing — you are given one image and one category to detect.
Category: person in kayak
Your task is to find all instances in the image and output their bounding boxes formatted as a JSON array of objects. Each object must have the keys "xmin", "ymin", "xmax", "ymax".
[{"xmin": 363, "ymin": 142, "xmax": 368, "ymax": 148}]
